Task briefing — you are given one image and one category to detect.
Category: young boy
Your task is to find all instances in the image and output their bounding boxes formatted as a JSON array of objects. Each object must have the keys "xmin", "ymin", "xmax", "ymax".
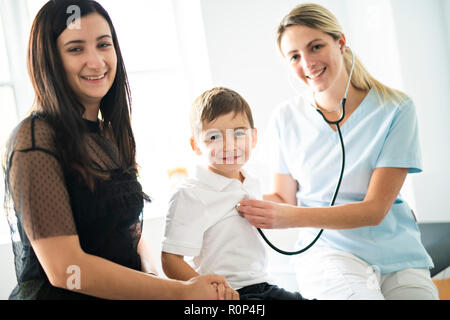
[{"xmin": 161, "ymin": 87, "xmax": 304, "ymax": 300}]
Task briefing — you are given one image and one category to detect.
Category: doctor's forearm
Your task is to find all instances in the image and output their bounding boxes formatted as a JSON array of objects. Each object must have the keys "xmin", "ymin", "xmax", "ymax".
[{"xmin": 288, "ymin": 200, "xmax": 386, "ymax": 229}]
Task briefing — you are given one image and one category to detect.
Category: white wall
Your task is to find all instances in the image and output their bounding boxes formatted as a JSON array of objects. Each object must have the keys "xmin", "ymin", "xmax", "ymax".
[
  {"xmin": 198, "ymin": 0, "xmax": 450, "ymax": 223},
  {"xmin": 390, "ymin": 0, "xmax": 450, "ymax": 222}
]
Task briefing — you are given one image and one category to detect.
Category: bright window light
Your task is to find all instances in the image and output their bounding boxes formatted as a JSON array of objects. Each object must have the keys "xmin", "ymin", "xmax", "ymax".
[
  {"xmin": 0, "ymin": 86, "xmax": 17, "ymax": 145},
  {"xmin": 99, "ymin": 0, "xmax": 195, "ymax": 217},
  {"xmin": 0, "ymin": 15, "xmax": 10, "ymax": 83},
  {"xmin": 0, "ymin": 15, "xmax": 17, "ymax": 241}
]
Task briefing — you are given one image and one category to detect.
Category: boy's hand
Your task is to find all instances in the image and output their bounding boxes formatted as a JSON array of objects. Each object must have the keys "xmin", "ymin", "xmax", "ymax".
[{"xmin": 183, "ymin": 274, "xmax": 227, "ymax": 300}]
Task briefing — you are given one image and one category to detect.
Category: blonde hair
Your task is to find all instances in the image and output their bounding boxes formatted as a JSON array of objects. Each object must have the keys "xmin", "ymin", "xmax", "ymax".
[{"xmin": 277, "ymin": 3, "xmax": 407, "ymax": 106}]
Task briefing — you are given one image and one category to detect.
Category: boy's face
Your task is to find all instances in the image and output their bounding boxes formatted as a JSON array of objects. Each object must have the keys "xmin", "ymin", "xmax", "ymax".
[{"xmin": 191, "ymin": 112, "xmax": 257, "ymax": 179}]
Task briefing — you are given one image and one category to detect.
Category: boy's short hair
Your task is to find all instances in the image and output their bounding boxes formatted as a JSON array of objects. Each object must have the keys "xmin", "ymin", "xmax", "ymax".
[{"xmin": 190, "ymin": 87, "xmax": 254, "ymax": 139}]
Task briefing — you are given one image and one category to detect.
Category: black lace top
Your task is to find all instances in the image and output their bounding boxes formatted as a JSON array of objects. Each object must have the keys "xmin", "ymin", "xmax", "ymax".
[{"xmin": 4, "ymin": 114, "xmax": 149, "ymax": 299}]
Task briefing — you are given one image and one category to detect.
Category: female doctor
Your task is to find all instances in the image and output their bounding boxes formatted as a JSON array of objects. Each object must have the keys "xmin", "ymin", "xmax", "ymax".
[{"xmin": 237, "ymin": 3, "xmax": 438, "ymax": 300}]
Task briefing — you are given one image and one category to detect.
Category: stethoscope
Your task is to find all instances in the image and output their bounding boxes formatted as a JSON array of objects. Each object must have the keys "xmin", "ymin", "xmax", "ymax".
[{"xmin": 254, "ymin": 47, "xmax": 356, "ymax": 255}]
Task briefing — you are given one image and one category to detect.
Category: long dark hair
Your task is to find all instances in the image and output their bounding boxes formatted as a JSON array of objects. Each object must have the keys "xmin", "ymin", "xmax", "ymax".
[{"xmin": 26, "ymin": 0, "xmax": 136, "ymax": 188}]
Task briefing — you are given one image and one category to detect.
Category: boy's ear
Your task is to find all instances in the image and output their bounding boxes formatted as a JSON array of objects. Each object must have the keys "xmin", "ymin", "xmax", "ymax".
[
  {"xmin": 190, "ymin": 137, "xmax": 202, "ymax": 155},
  {"xmin": 251, "ymin": 128, "xmax": 258, "ymax": 148}
]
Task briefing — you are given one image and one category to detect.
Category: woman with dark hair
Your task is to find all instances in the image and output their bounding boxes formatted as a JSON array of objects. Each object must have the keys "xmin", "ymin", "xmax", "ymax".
[{"xmin": 2, "ymin": 0, "xmax": 229, "ymax": 300}]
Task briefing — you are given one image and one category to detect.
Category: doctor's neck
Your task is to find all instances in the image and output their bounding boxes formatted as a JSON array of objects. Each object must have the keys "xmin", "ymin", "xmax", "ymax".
[
  {"xmin": 313, "ymin": 73, "xmax": 352, "ymax": 112},
  {"xmin": 314, "ymin": 84, "xmax": 365, "ymax": 112}
]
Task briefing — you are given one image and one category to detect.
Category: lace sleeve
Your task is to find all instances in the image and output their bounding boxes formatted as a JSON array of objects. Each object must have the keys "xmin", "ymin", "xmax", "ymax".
[{"xmin": 6, "ymin": 117, "xmax": 77, "ymax": 240}]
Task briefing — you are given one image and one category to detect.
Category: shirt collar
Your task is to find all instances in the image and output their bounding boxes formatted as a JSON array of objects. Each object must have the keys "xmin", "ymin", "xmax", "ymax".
[{"xmin": 193, "ymin": 165, "xmax": 250, "ymax": 192}]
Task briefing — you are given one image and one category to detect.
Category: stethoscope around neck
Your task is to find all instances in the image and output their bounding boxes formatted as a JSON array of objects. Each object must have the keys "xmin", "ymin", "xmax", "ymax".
[
  {"xmin": 315, "ymin": 44, "xmax": 355, "ymax": 125},
  {"xmin": 255, "ymin": 47, "xmax": 355, "ymax": 255}
]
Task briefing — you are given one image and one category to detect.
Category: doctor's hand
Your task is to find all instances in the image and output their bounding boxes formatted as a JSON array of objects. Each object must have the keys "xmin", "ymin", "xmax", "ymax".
[{"xmin": 237, "ymin": 199, "xmax": 293, "ymax": 229}]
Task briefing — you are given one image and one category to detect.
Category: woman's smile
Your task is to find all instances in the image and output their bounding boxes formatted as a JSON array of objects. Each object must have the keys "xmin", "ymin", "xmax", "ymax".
[
  {"xmin": 305, "ymin": 67, "xmax": 327, "ymax": 80},
  {"xmin": 80, "ymin": 72, "xmax": 108, "ymax": 82}
]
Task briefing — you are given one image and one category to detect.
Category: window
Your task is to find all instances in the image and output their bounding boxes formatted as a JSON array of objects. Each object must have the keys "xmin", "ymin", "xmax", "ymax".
[
  {"xmin": 0, "ymin": 13, "xmax": 18, "ymax": 141},
  {"xmin": 0, "ymin": 14, "xmax": 10, "ymax": 82},
  {"xmin": 102, "ymin": 0, "xmax": 196, "ymax": 217},
  {"xmin": 0, "ymin": 12, "xmax": 19, "ymax": 242}
]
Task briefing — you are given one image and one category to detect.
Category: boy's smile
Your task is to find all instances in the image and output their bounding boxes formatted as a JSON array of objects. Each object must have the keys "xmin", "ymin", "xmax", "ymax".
[{"xmin": 191, "ymin": 112, "xmax": 257, "ymax": 181}]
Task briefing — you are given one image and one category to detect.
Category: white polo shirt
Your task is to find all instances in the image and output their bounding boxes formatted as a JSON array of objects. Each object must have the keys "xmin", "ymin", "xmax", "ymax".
[{"xmin": 162, "ymin": 165, "xmax": 273, "ymax": 289}]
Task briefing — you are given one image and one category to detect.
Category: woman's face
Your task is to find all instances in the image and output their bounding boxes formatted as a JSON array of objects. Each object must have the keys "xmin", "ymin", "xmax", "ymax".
[
  {"xmin": 280, "ymin": 25, "xmax": 345, "ymax": 94},
  {"xmin": 57, "ymin": 13, "xmax": 117, "ymax": 110}
]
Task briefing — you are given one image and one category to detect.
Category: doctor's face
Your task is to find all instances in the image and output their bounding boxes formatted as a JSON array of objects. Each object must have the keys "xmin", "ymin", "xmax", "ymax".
[{"xmin": 280, "ymin": 25, "xmax": 345, "ymax": 94}]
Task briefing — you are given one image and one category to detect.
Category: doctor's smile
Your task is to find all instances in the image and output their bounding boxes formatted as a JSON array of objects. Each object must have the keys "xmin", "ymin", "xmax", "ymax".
[{"xmin": 305, "ymin": 66, "xmax": 326, "ymax": 80}]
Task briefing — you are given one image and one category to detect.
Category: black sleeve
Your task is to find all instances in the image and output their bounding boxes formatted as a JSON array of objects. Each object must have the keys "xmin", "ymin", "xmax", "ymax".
[{"xmin": 7, "ymin": 117, "xmax": 77, "ymax": 240}]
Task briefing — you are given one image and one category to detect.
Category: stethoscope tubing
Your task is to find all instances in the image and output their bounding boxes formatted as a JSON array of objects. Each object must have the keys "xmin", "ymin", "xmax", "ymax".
[
  {"xmin": 256, "ymin": 48, "xmax": 355, "ymax": 255},
  {"xmin": 256, "ymin": 100, "xmax": 346, "ymax": 255}
]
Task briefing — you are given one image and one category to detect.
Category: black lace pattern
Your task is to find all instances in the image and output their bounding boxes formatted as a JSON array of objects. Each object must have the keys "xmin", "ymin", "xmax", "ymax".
[{"xmin": 4, "ymin": 114, "xmax": 149, "ymax": 299}]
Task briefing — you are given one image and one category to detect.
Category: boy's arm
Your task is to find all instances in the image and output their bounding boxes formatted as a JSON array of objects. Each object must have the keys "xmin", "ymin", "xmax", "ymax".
[
  {"xmin": 161, "ymin": 251, "xmax": 240, "ymax": 300},
  {"xmin": 161, "ymin": 251, "xmax": 199, "ymax": 281}
]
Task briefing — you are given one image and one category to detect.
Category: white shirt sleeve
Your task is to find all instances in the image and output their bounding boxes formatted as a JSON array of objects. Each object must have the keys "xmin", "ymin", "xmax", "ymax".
[{"xmin": 162, "ymin": 188, "xmax": 208, "ymax": 257}]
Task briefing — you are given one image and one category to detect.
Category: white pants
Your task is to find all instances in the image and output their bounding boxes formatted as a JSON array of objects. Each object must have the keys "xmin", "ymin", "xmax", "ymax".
[{"xmin": 294, "ymin": 247, "xmax": 439, "ymax": 300}]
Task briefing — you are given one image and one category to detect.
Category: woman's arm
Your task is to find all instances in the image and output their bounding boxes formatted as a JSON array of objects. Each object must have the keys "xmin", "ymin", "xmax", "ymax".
[
  {"xmin": 31, "ymin": 235, "xmax": 226, "ymax": 300},
  {"xmin": 239, "ymin": 167, "xmax": 408, "ymax": 230}
]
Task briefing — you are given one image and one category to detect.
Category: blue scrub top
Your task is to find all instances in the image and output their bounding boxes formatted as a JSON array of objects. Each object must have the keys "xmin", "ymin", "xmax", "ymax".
[{"xmin": 272, "ymin": 88, "xmax": 433, "ymax": 274}]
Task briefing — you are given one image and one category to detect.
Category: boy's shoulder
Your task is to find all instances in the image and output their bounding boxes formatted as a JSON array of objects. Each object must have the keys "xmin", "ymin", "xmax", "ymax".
[
  {"xmin": 169, "ymin": 176, "xmax": 208, "ymax": 202},
  {"xmin": 177, "ymin": 175, "xmax": 206, "ymax": 190}
]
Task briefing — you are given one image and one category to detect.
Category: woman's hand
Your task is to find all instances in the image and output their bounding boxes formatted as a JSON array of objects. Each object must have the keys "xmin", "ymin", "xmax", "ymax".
[
  {"xmin": 182, "ymin": 274, "xmax": 239, "ymax": 300},
  {"xmin": 215, "ymin": 282, "xmax": 240, "ymax": 300},
  {"xmin": 237, "ymin": 199, "xmax": 293, "ymax": 229}
]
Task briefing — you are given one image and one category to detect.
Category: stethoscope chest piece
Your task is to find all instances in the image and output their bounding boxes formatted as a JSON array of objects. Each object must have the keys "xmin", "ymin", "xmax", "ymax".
[{"xmin": 254, "ymin": 49, "xmax": 355, "ymax": 256}]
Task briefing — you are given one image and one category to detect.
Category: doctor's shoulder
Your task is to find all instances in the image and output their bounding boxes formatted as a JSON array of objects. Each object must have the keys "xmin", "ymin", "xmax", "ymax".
[{"xmin": 373, "ymin": 86, "xmax": 413, "ymax": 110}]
